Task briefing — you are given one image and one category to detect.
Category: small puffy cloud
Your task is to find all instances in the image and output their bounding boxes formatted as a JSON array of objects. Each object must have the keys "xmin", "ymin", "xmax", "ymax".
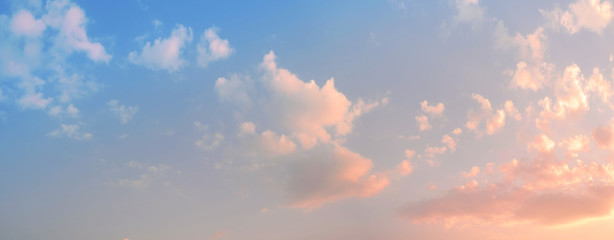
[
  {"xmin": 424, "ymin": 146, "xmax": 447, "ymax": 159},
  {"xmin": 415, "ymin": 115, "xmax": 431, "ymax": 131},
  {"xmin": 47, "ymin": 124, "xmax": 92, "ymax": 140},
  {"xmin": 215, "ymin": 75, "xmax": 252, "ymax": 107},
  {"xmin": 504, "ymin": 100, "xmax": 522, "ymax": 121},
  {"xmin": 420, "ymin": 100, "xmax": 444, "ymax": 116},
  {"xmin": 285, "ymin": 145, "xmax": 389, "ymax": 209},
  {"xmin": 585, "ymin": 67, "xmax": 612, "ymax": 103},
  {"xmin": 49, "ymin": 104, "xmax": 79, "ymax": 118},
  {"xmin": 442, "ymin": 134, "xmax": 456, "ymax": 152},
  {"xmin": 194, "ymin": 121, "xmax": 224, "ymax": 151},
  {"xmin": 108, "ymin": 100, "xmax": 138, "ymax": 124},
  {"xmin": 486, "ymin": 109, "xmax": 506, "ymax": 135},
  {"xmin": 542, "ymin": 0, "xmax": 614, "ymax": 34},
  {"xmin": 397, "ymin": 160, "xmax": 413, "ymax": 176},
  {"xmin": 10, "ymin": 9, "xmax": 46, "ymax": 37},
  {"xmin": 593, "ymin": 121, "xmax": 614, "ymax": 150},
  {"xmin": 558, "ymin": 135, "xmax": 590, "ymax": 157},
  {"xmin": 465, "ymin": 94, "xmax": 492, "ymax": 131},
  {"xmin": 462, "ymin": 166, "xmax": 480, "ymax": 178},
  {"xmin": 197, "ymin": 27, "xmax": 234, "ymax": 68},
  {"xmin": 529, "ymin": 134, "xmax": 556, "ymax": 154},
  {"xmin": 535, "ymin": 64, "xmax": 590, "ymax": 132},
  {"xmin": 260, "ymin": 130, "xmax": 297, "ymax": 156},
  {"xmin": 129, "ymin": 24, "xmax": 193, "ymax": 72},
  {"xmin": 239, "ymin": 121, "xmax": 256, "ymax": 136},
  {"xmin": 117, "ymin": 162, "xmax": 171, "ymax": 188},
  {"xmin": 452, "ymin": 128, "xmax": 463, "ymax": 135}
]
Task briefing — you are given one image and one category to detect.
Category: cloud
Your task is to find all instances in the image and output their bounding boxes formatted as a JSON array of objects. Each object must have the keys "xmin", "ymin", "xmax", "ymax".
[
  {"xmin": 421, "ymin": 100, "xmax": 444, "ymax": 116},
  {"xmin": 260, "ymin": 130, "xmax": 297, "ymax": 156},
  {"xmin": 442, "ymin": 134, "xmax": 456, "ymax": 152},
  {"xmin": 558, "ymin": 135, "xmax": 590, "ymax": 157},
  {"xmin": 10, "ymin": 9, "xmax": 46, "ymax": 37},
  {"xmin": 108, "ymin": 100, "xmax": 138, "ymax": 124},
  {"xmin": 129, "ymin": 24, "xmax": 193, "ymax": 72},
  {"xmin": 535, "ymin": 64, "xmax": 590, "ymax": 132},
  {"xmin": 585, "ymin": 67, "xmax": 613, "ymax": 104},
  {"xmin": 462, "ymin": 166, "xmax": 480, "ymax": 178},
  {"xmin": 542, "ymin": 0, "xmax": 614, "ymax": 34},
  {"xmin": 285, "ymin": 145, "xmax": 389, "ymax": 209},
  {"xmin": 486, "ymin": 109, "xmax": 506, "ymax": 135},
  {"xmin": 117, "ymin": 162, "xmax": 171, "ymax": 188},
  {"xmin": 400, "ymin": 158, "xmax": 614, "ymax": 226},
  {"xmin": 215, "ymin": 74, "xmax": 252, "ymax": 108},
  {"xmin": 47, "ymin": 123, "xmax": 92, "ymax": 140},
  {"xmin": 465, "ymin": 94, "xmax": 492, "ymax": 131},
  {"xmin": 453, "ymin": 0, "xmax": 485, "ymax": 24},
  {"xmin": 416, "ymin": 115, "xmax": 432, "ymax": 131},
  {"xmin": 593, "ymin": 120, "xmax": 614, "ymax": 150},
  {"xmin": 504, "ymin": 100, "xmax": 522, "ymax": 121},
  {"xmin": 48, "ymin": 103, "xmax": 79, "ymax": 118},
  {"xmin": 209, "ymin": 229, "xmax": 228, "ymax": 240},
  {"xmin": 1, "ymin": 0, "xmax": 109, "ymax": 117},
  {"xmin": 239, "ymin": 121, "xmax": 256, "ymax": 136},
  {"xmin": 43, "ymin": 0, "xmax": 112, "ymax": 62},
  {"xmin": 197, "ymin": 27, "xmax": 234, "ymax": 68},
  {"xmin": 258, "ymin": 51, "xmax": 383, "ymax": 148},
  {"xmin": 194, "ymin": 121, "xmax": 224, "ymax": 151},
  {"xmin": 452, "ymin": 128, "xmax": 463, "ymax": 135}
]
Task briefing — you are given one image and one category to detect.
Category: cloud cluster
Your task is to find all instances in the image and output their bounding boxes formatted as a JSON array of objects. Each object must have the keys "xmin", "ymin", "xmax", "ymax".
[
  {"xmin": 214, "ymin": 51, "xmax": 392, "ymax": 209},
  {"xmin": 1, "ymin": 0, "xmax": 110, "ymax": 136},
  {"xmin": 129, "ymin": 25, "xmax": 234, "ymax": 72},
  {"xmin": 543, "ymin": 0, "xmax": 614, "ymax": 34}
]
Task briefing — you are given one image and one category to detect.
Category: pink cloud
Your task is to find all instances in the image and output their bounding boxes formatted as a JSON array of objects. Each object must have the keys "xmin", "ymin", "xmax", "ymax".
[
  {"xmin": 421, "ymin": 100, "xmax": 445, "ymax": 116},
  {"xmin": 416, "ymin": 115, "xmax": 432, "ymax": 131},
  {"xmin": 285, "ymin": 145, "xmax": 389, "ymax": 209}
]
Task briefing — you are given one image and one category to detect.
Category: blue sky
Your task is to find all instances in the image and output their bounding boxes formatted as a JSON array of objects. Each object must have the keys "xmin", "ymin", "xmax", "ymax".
[{"xmin": 3, "ymin": 0, "xmax": 614, "ymax": 239}]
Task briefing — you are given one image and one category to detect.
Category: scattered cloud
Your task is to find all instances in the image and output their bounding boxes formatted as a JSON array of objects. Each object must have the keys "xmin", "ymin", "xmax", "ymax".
[
  {"xmin": 108, "ymin": 100, "xmax": 138, "ymax": 124},
  {"xmin": 197, "ymin": 27, "xmax": 234, "ymax": 68},
  {"xmin": 47, "ymin": 123, "xmax": 92, "ymax": 140},
  {"xmin": 128, "ymin": 24, "xmax": 193, "ymax": 72}
]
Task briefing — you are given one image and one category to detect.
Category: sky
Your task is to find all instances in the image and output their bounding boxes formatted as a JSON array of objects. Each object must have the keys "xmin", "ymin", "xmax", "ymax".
[{"xmin": 2, "ymin": 0, "xmax": 614, "ymax": 239}]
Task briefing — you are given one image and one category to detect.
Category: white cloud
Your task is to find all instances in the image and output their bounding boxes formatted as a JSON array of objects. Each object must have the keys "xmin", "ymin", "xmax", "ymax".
[
  {"xmin": 43, "ymin": 0, "xmax": 111, "ymax": 62},
  {"xmin": 108, "ymin": 100, "xmax": 138, "ymax": 124},
  {"xmin": 197, "ymin": 27, "xmax": 234, "ymax": 68},
  {"xmin": 10, "ymin": 9, "xmax": 46, "ymax": 37},
  {"xmin": 47, "ymin": 123, "xmax": 92, "ymax": 140},
  {"xmin": 215, "ymin": 74, "xmax": 252, "ymax": 108},
  {"xmin": 128, "ymin": 24, "xmax": 193, "ymax": 72}
]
